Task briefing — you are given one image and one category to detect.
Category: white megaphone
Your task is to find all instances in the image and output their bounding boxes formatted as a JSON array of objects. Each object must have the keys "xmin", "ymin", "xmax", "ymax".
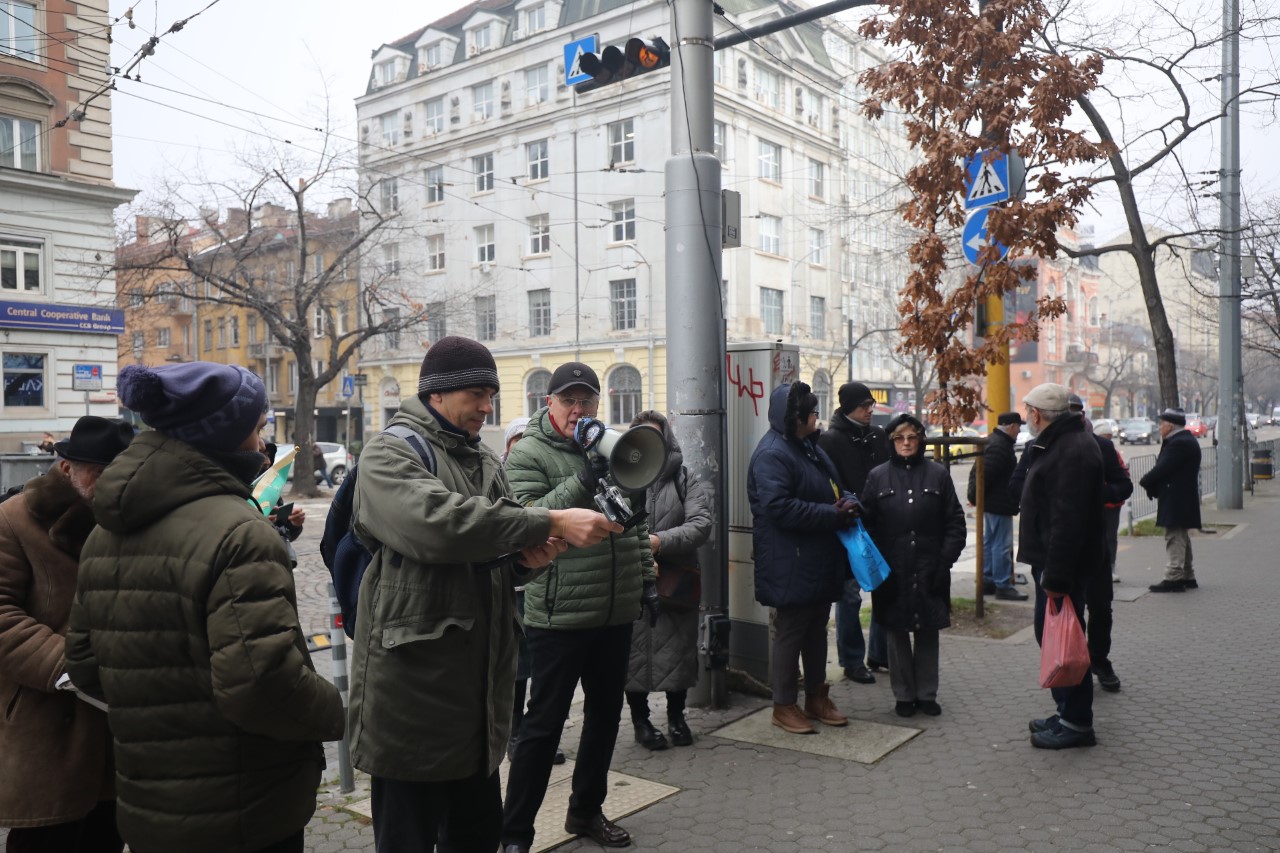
[{"xmin": 573, "ymin": 417, "xmax": 668, "ymax": 491}]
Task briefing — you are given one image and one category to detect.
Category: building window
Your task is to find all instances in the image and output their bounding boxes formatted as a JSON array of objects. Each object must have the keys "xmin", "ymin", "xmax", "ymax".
[
  {"xmin": 474, "ymin": 153, "xmax": 494, "ymax": 192},
  {"xmin": 485, "ymin": 392, "xmax": 502, "ymax": 426},
  {"xmin": 288, "ymin": 361, "xmax": 297, "ymax": 394},
  {"xmin": 761, "ymin": 287, "xmax": 784, "ymax": 335},
  {"xmin": 0, "ymin": 2, "xmax": 36, "ymax": 59},
  {"xmin": 610, "ymin": 278, "xmax": 637, "ymax": 331},
  {"xmin": 528, "ymin": 288, "xmax": 551, "ymax": 337},
  {"xmin": 421, "ymin": 43, "xmax": 442, "ymax": 68},
  {"xmin": 810, "ymin": 296, "xmax": 826, "ymax": 339},
  {"xmin": 476, "ymin": 295, "xmax": 496, "ymax": 341},
  {"xmin": 265, "ymin": 363, "xmax": 278, "ymax": 395},
  {"xmin": 0, "ymin": 238, "xmax": 41, "ymax": 291},
  {"xmin": 217, "ymin": 318, "xmax": 227, "ymax": 348},
  {"xmin": 713, "ymin": 121, "xmax": 727, "ymax": 162},
  {"xmin": 381, "ymin": 243, "xmax": 400, "ymax": 277},
  {"xmin": 2, "ymin": 352, "xmax": 45, "ymax": 408},
  {"xmin": 424, "ymin": 97, "xmax": 445, "ymax": 133},
  {"xmin": 426, "ymin": 233, "xmax": 445, "ymax": 271},
  {"xmin": 378, "ymin": 112, "xmax": 400, "ymax": 146},
  {"xmin": 808, "ymin": 228, "xmax": 826, "ymax": 265},
  {"xmin": 128, "ymin": 290, "xmax": 144, "ymax": 307},
  {"xmin": 608, "ymin": 365, "xmax": 642, "ymax": 426},
  {"xmin": 527, "ymin": 139, "xmax": 549, "ymax": 181},
  {"xmin": 1089, "ymin": 296, "xmax": 1100, "ymax": 326},
  {"xmin": 812, "ymin": 370, "xmax": 832, "ymax": 421},
  {"xmin": 608, "ymin": 119, "xmax": 635, "ymax": 166},
  {"xmin": 425, "ymin": 165, "xmax": 445, "ymax": 203},
  {"xmin": 375, "ymin": 60, "xmax": 399, "ymax": 87},
  {"xmin": 610, "ymin": 199, "xmax": 636, "ymax": 243},
  {"xmin": 311, "ymin": 252, "xmax": 325, "ymax": 280},
  {"xmin": 526, "ymin": 65, "xmax": 549, "ymax": 105},
  {"xmin": 0, "ymin": 114, "xmax": 39, "ymax": 170},
  {"xmin": 203, "ymin": 320, "xmax": 212, "ymax": 351},
  {"xmin": 427, "ymin": 301, "xmax": 447, "ymax": 342},
  {"xmin": 230, "ymin": 317, "xmax": 240, "ymax": 346},
  {"xmin": 759, "ymin": 214, "xmax": 781, "ymax": 255},
  {"xmin": 475, "ymin": 225, "xmax": 496, "ymax": 263},
  {"xmin": 525, "ymin": 368, "xmax": 551, "ymax": 416},
  {"xmin": 525, "ymin": 4, "xmax": 546, "ymax": 32},
  {"xmin": 153, "ymin": 327, "xmax": 168, "ymax": 349},
  {"xmin": 473, "ymin": 82, "xmax": 495, "ymax": 120},
  {"xmin": 248, "ymin": 315, "xmax": 258, "ymax": 343},
  {"xmin": 131, "ymin": 331, "xmax": 144, "ymax": 352},
  {"xmin": 338, "ymin": 302, "xmax": 350, "ymax": 335},
  {"xmin": 313, "ymin": 305, "xmax": 326, "ymax": 337},
  {"xmin": 472, "ymin": 24, "xmax": 492, "ymax": 52},
  {"xmin": 383, "ymin": 307, "xmax": 400, "ymax": 349},
  {"xmin": 754, "ymin": 65, "xmax": 780, "ymax": 109},
  {"xmin": 380, "ymin": 177, "xmax": 399, "ymax": 212},
  {"xmin": 808, "ymin": 159, "xmax": 825, "ymax": 198},
  {"xmin": 758, "ymin": 140, "xmax": 781, "ymax": 181},
  {"xmin": 527, "ymin": 215, "xmax": 551, "ymax": 255}
]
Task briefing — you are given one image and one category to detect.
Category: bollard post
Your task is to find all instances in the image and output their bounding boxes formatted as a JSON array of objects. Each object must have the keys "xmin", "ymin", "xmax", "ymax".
[
  {"xmin": 1126, "ymin": 502, "xmax": 1134, "ymax": 538},
  {"xmin": 327, "ymin": 581, "xmax": 354, "ymax": 794}
]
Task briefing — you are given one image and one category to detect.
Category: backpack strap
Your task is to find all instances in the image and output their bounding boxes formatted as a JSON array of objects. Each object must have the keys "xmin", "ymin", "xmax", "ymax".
[{"xmin": 383, "ymin": 423, "xmax": 437, "ymax": 475}]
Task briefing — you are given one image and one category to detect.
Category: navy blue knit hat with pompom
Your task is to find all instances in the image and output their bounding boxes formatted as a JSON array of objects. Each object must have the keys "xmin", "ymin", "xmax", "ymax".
[{"xmin": 117, "ymin": 362, "xmax": 268, "ymax": 451}]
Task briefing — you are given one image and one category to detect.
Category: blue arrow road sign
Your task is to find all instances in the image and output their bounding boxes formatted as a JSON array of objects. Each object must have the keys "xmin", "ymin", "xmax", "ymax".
[
  {"xmin": 964, "ymin": 151, "xmax": 1010, "ymax": 209},
  {"xmin": 341, "ymin": 375, "xmax": 355, "ymax": 398},
  {"xmin": 963, "ymin": 207, "xmax": 1009, "ymax": 265},
  {"xmin": 564, "ymin": 35, "xmax": 598, "ymax": 86}
]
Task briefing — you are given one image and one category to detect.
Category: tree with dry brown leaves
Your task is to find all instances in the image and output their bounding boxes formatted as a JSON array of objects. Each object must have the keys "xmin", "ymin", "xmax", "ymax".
[{"xmin": 858, "ymin": 0, "xmax": 1110, "ymax": 427}]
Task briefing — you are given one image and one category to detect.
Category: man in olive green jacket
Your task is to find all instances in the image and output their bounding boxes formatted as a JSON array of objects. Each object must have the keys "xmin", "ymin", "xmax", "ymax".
[
  {"xmin": 347, "ymin": 337, "xmax": 619, "ymax": 853},
  {"xmin": 501, "ymin": 362, "xmax": 657, "ymax": 853},
  {"xmin": 67, "ymin": 362, "xmax": 345, "ymax": 853}
]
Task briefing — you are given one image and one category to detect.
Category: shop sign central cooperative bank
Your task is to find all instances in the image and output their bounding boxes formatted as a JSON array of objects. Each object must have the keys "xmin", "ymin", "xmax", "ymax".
[{"xmin": 0, "ymin": 300, "xmax": 125, "ymax": 335}]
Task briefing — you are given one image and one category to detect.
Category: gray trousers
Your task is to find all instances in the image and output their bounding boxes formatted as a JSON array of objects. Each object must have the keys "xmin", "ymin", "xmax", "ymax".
[
  {"xmin": 885, "ymin": 628, "xmax": 940, "ymax": 703},
  {"xmin": 771, "ymin": 603, "xmax": 830, "ymax": 705},
  {"xmin": 1163, "ymin": 527, "xmax": 1195, "ymax": 581}
]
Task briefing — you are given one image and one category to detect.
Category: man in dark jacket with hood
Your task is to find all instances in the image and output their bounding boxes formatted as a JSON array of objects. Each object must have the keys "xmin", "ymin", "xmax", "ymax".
[
  {"xmin": 818, "ymin": 381, "xmax": 889, "ymax": 683},
  {"xmin": 749, "ymin": 382, "xmax": 858, "ymax": 735},
  {"xmin": 1018, "ymin": 383, "xmax": 1107, "ymax": 750},
  {"xmin": 1139, "ymin": 408, "xmax": 1202, "ymax": 592},
  {"xmin": 66, "ymin": 362, "xmax": 347, "ymax": 853}
]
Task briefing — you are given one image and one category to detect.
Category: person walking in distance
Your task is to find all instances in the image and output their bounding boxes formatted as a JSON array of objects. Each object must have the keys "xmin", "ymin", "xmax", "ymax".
[
  {"xmin": 624, "ymin": 410, "xmax": 713, "ymax": 751},
  {"xmin": 66, "ymin": 363, "xmax": 347, "ymax": 853},
  {"xmin": 1087, "ymin": 420, "xmax": 1133, "ymax": 692},
  {"xmin": 346, "ymin": 339, "xmax": 618, "ymax": 853},
  {"xmin": 1018, "ymin": 383, "xmax": 1107, "ymax": 750},
  {"xmin": 748, "ymin": 382, "xmax": 857, "ymax": 735},
  {"xmin": 501, "ymin": 361, "xmax": 656, "ymax": 853},
  {"xmin": 817, "ymin": 381, "xmax": 890, "ymax": 682},
  {"xmin": 0, "ymin": 416, "xmax": 133, "ymax": 853},
  {"xmin": 973, "ymin": 412, "xmax": 1027, "ymax": 601},
  {"xmin": 1139, "ymin": 408, "xmax": 1203, "ymax": 592}
]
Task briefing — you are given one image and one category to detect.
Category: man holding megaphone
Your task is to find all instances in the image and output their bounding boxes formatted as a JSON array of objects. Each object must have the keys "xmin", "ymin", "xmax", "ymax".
[{"xmin": 501, "ymin": 362, "xmax": 659, "ymax": 853}]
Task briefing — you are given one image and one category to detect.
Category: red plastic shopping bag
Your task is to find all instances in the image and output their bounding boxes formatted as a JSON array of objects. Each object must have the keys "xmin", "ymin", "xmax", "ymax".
[{"xmin": 1040, "ymin": 594, "xmax": 1090, "ymax": 688}]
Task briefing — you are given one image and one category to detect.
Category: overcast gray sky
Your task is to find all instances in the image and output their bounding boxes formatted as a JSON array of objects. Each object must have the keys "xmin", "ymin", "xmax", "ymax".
[{"xmin": 108, "ymin": 0, "xmax": 1279, "ymax": 242}]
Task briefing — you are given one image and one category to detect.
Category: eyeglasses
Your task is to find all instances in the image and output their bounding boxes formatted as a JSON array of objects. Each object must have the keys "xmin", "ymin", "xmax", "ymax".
[
  {"xmin": 891, "ymin": 434, "xmax": 921, "ymax": 444},
  {"xmin": 856, "ymin": 401, "xmax": 876, "ymax": 410},
  {"xmin": 556, "ymin": 394, "xmax": 599, "ymax": 409}
]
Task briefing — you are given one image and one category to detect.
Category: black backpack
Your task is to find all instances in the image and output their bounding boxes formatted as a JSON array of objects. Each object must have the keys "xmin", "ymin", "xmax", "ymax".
[{"xmin": 319, "ymin": 425, "xmax": 435, "ymax": 638}]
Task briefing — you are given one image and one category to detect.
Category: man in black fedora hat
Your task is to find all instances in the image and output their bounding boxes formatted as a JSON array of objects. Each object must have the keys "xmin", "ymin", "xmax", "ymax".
[{"xmin": 0, "ymin": 416, "xmax": 133, "ymax": 849}]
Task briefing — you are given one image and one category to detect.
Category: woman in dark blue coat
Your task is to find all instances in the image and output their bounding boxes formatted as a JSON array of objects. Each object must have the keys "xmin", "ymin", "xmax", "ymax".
[
  {"xmin": 862, "ymin": 413, "xmax": 966, "ymax": 718},
  {"xmin": 748, "ymin": 382, "xmax": 859, "ymax": 735}
]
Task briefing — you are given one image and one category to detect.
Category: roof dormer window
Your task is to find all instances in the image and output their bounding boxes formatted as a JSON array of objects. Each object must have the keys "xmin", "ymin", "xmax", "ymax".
[
  {"xmin": 471, "ymin": 24, "xmax": 491, "ymax": 54},
  {"xmin": 371, "ymin": 51, "xmax": 409, "ymax": 89},
  {"xmin": 525, "ymin": 5, "xmax": 545, "ymax": 33},
  {"xmin": 419, "ymin": 43, "xmax": 442, "ymax": 70}
]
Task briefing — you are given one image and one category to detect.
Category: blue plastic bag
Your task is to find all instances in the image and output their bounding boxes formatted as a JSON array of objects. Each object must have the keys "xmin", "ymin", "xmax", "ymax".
[{"xmin": 837, "ymin": 519, "xmax": 892, "ymax": 591}]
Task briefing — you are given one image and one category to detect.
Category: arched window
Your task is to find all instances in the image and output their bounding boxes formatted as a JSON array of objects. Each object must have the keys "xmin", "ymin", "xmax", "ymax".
[
  {"xmin": 1088, "ymin": 296, "xmax": 1100, "ymax": 326},
  {"xmin": 608, "ymin": 365, "xmax": 642, "ymax": 426},
  {"xmin": 525, "ymin": 368, "xmax": 551, "ymax": 416},
  {"xmin": 812, "ymin": 370, "xmax": 832, "ymax": 422}
]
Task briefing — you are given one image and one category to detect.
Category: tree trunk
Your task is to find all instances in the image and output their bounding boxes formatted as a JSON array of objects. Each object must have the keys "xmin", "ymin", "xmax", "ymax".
[{"xmin": 289, "ymin": 376, "xmax": 323, "ymax": 500}]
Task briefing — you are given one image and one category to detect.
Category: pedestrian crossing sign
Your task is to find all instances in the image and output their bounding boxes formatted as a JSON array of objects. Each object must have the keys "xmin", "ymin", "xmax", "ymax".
[
  {"xmin": 564, "ymin": 35, "xmax": 598, "ymax": 86},
  {"xmin": 964, "ymin": 151, "xmax": 1010, "ymax": 208}
]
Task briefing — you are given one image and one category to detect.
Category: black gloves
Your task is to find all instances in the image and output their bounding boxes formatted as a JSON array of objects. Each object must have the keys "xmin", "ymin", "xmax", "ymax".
[
  {"xmin": 578, "ymin": 454, "xmax": 610, "ymax": 491},
  {"xmin": 835, "ymin": 496, "xmax": 862, "ymax": 529},
  {"xmin": 641, "ymin": 580, "xmax": 660, "ymax": 627}
]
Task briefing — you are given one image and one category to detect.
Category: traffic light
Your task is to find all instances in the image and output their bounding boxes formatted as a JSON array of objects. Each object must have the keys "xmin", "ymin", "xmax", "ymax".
[{"xmin": 575, "ymin": 37, "xmax": 670, "ymax": 94}]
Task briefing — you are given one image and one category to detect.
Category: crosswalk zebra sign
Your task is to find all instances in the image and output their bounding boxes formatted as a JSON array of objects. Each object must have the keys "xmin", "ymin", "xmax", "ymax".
[{"xmin": 964, "ymin": 151, "xmax": 1010, "ymax": 208}]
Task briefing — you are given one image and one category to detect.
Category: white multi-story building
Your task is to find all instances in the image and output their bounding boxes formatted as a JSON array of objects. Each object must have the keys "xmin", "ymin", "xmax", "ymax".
[
  {"xmin": 355, "ymin": 0, "xmax": 914, "ymax": 431},
  {"xmin": 0, "ymin": 0, "xmax": 135, "ymax": 448}
]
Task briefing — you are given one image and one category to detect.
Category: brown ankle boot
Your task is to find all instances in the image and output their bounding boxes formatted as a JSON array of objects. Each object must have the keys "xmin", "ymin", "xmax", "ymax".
[
  {"xmin": 771, "ymin": 703, "xmax": 816, "ymax": 734},
  {"xmin": 804, "ymin": 683, "xmax": 848, "ymax": 726}
]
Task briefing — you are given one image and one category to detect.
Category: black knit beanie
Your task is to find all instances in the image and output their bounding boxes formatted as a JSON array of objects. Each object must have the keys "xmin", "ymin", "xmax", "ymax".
[
  {"xmin": 837, "ymin": 381, "xmax": 874, "ymax": 413},
  {"xmin": 418, "ymin": 336, "xmax": 500, "ymax": 396}
]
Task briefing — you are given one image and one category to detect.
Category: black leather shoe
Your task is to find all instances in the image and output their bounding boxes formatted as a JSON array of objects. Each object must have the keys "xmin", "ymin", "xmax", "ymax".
[
  {"xmin": 1028, "ymin": 714, "xmax": 1060, "ymax": 734},
  {"xmin": 1030, "ymin": 725, "xmax": 1097, "ymax": 750},
  {"xmin": 918, "ymin": 700, "xmax": 942, "ymax": 716},
  {"xmin": 565, "ymin": 813, "xmax": 631, "ymax": 847},
  {"xmin": 1184, "ymin": 579, "xmax": 1198, "ymax": 589},
  {"xmin": 503, "ymin": 844, "xmax": 530, "ymax": 853},
  {"xmin": 1149, "ymin": 579, "xmax": 1186, "ymax": 592},
  {"xmin": 633, "ymin": 719, "xmax": 669, "ymax": 751},
  {"xmin": 553, "ymin": 748, "xmax": 566, "ymax": 765},
  {"xmin": 894, "ymin": 700, "xmax": 916, "ymax": 717},
  {"xmin": 668, "ymin": 716, "xmax": 693, "ymax": 746},
  {"xmin": 844, "ymin": 665, "xmax": 876, "ymax": 684},
  {"xmin": 995, "ymin": 586, "xmax": 1029, "ymax": 601},
  {"xmin": 867, "ymin": 658, "xmax": 889, "ymax": 673},
  {"xmin": 1095, "ymin": 663, "xmax": 1122, "ymax": 693}
]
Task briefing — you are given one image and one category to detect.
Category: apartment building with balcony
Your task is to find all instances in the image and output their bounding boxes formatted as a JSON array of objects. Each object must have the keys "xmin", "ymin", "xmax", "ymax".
[
  {"xmin": 0, "ymin": 0, "xmax": 135, "ymax": 449},
  {"xmin": 355, "ymin": 0, "xmax": 915, "ymax": 432}
]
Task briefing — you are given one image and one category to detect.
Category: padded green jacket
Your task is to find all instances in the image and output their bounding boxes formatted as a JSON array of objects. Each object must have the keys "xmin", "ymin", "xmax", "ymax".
[
  {"xmin": 66, "ymin": 432, "xmax": 345, "ymax": 853},
  {"xmin": 504, "ymin": 407, "xmax": 654, "ymax": 630}
]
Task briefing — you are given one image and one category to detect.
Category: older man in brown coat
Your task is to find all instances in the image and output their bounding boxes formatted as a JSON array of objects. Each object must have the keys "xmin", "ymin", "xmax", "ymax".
[{"xmin": 0, "ymin": 416, "xmax": 133, "ymax": 852}]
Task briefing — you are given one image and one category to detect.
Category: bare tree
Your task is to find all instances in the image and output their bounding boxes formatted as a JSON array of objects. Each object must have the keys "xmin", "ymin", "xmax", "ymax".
[
  {"xmin": 116, "ymin": 146, "xmax": 433, "ymax": 498},
  {"xmin": 1084, "ymin": 321, "xmax": 1150, "ymax": 416}
]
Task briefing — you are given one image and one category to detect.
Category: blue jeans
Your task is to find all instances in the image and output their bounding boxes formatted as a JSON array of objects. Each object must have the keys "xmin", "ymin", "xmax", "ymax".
[
  {"xmin": 1032, "ymin": 567, "xmax": 1094, "ymax": 730},
  {"xmin": 835, "ymin": 579, "xmax": 887, "ymax": 668},
  {"xmin": 983, "ymin": 513, "xmax": 1014, "ymax": 589}
]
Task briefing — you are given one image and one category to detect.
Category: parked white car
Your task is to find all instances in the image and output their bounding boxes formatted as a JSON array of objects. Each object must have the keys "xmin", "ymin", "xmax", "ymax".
[{"xmin": 285, "ymin": 442, "xmax": 352, "ymax": 484}]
